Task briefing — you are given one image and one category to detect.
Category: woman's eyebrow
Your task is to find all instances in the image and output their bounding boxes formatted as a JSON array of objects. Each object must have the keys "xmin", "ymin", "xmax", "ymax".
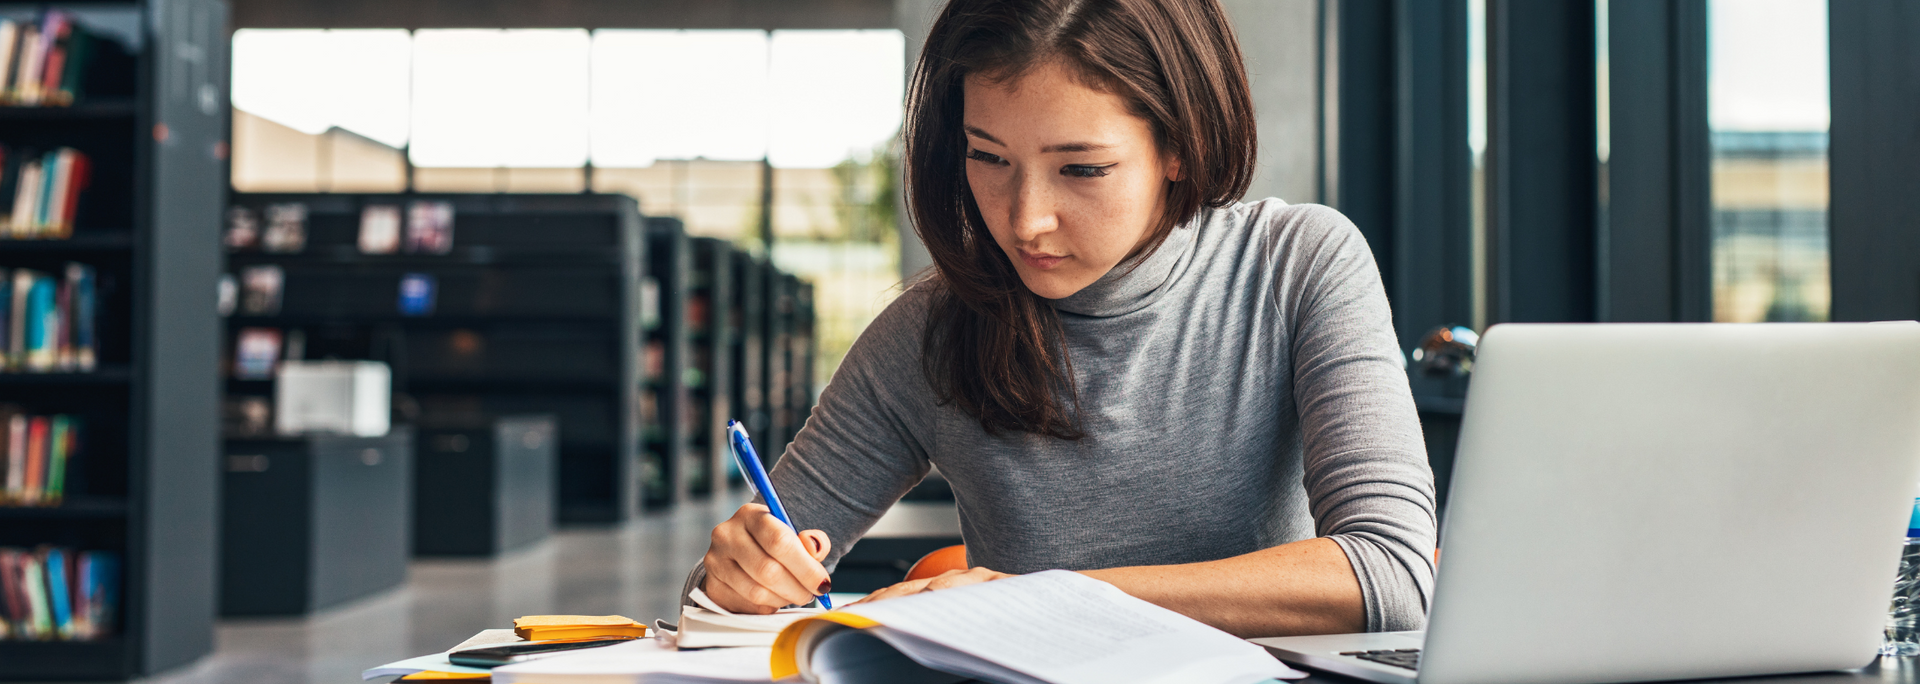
[
  {"xmin": 963, "ymin": 125, "xmax": 1004, "ymax": 145},
  {"xmin": 963, "ymin": 125, "xmax": 1111, "ymax": 153},
  {"xmin": 1041, "ymin": 141, "xmax": 1112, "ymax": 153}
]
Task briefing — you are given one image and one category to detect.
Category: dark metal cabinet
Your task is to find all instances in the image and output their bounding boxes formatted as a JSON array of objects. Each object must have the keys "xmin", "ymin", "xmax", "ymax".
[
  {"xmin": 219, "ymin": 428, "xmax": 412, "ymax": 616},
  {"xmin": 413, "ymin": 415, "xmax": 556, "ymax": 556}
]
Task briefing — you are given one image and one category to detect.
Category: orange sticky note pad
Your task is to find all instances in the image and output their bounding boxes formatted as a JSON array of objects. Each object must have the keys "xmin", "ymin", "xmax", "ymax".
[{"xmin": 512, "ymin": 615, "xmax": 649, "ymax": 641}]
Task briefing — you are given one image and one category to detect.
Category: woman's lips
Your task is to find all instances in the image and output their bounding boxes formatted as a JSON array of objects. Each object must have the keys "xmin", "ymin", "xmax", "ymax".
[{"xmin": 1019, "ymin": 249, "xmax": 1068, "ymax": 270}]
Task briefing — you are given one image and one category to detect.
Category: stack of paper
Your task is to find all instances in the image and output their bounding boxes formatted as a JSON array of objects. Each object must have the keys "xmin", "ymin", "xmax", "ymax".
[{"xmin": 491, "ymin": 639, "xmax": 774, "ymax": 684}]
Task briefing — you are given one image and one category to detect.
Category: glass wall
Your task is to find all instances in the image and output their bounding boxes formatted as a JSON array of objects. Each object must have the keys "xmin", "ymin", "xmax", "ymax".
[{"xmin": 1708, "ymin": 0, "xmax": 1830, "ymax": 322}]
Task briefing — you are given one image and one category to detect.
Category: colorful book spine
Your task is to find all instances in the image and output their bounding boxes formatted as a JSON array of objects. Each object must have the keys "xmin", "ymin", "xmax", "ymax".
[
  {"xmin": 21, "ymin": 416, "xmax": 45, "ymax": 504},
  {"xmin": 81, "ymin": 551, "xmax": 118, "ymax": 639},
  {"xmin": 19, "ymin": 552, "xmax": 49, "ymax": 639},
  {"xmin": 22, "ymin": 273, "xmax": 54, "ymax": 371},
  {"xmin": 4, "ymin": 413, "xmax": 22, "ymax": 502},
  {"xmin": 44, "ymin": 415, "xmax": 69, "ymax": 503},
  {"xmin": 0, "ymin": 411, "xmax": 79, "ymax": 506},
  {"xmin": 41, "ymin": 547, "xmax": 71, "ymax": 639},
  {"xmin": 70, "ymin": 263, "xmax": 93, "ymax": 371},
  {"xmin": 0, "ymin": 147, "xmax": 91, "ymax": 237},
  {"xmin": 0, "ymin": 547, "xmax": 114, "ymax": 641}
]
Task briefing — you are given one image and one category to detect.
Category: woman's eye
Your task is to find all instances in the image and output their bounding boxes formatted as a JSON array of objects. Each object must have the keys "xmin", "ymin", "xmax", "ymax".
[
  {"xmin": 965, "ymin": 149, "xmax": 1006, "ymax": 165},
  {"xmin": 1062, "ymin": 164, "xmax": 1113, "ymax": 178}
]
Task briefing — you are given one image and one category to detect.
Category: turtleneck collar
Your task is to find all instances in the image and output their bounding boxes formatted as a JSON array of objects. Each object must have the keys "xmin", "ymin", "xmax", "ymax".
[{"xmin": 1047, "ymin": 214, "xmax": 1202, "ymax": 318}]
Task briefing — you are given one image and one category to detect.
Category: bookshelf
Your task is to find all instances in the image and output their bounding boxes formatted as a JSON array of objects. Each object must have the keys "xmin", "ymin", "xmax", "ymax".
[
  {"xmin": 223, "ymin": 193, "xmax": 644, "ymax": 524},
  {"xmin": 0, "ymin": 0, "xmax": 228, "ymax": 679},
  {"xmin": 761, "ymin": 270, "xmax": 818, "ymax": 464},
  {"xmin": 682, "ymin": 237, "xmax": 732, "ymax": 499},
  {"xmin": 641, "ymin": 217, "xmax": 688, "ymax": 508},
  {"xmin": 726, "ymin": 248, "xmax": 764, "ymax": 489}
]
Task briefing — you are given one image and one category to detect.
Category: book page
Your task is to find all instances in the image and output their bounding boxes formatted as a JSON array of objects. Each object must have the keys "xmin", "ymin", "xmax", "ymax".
[
  {"xmin": 492, "ymin": 639, "xmax": 773, "ymax": 683},
  {"xmin": 842, "ymin": 570, "xmax": 1305, "ymax": 684}
]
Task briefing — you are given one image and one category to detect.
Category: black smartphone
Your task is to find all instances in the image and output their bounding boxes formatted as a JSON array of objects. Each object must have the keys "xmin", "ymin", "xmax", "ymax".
[{"xmin": 448, "ymin": 636, "xmax": 639, "ymax": 668}]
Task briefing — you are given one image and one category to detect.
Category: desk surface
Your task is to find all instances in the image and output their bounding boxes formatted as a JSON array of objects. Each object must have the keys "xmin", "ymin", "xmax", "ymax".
[{"xmin": 1281, "ymin": 656, "xmax": 1917, "ymax": 684}]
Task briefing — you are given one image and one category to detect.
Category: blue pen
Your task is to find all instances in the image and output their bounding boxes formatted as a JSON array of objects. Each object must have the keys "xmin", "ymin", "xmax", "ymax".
[{"xmin": 726, "ymin": 420, "xmax": 833, "ymax": 609}]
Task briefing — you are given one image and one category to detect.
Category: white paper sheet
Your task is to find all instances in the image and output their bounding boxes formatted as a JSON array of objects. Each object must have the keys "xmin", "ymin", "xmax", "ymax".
[
  {"xmin": 360, "ymin": 628, "xmax": 527, "ymax": 679},
  {"xmin": 491, "ymin": 639, "xmax": 774, "ymax": 683}
]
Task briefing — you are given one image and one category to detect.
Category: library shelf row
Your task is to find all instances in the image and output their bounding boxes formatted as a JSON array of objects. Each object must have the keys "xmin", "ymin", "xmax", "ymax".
[
  {"xmin": 0, "ymin": 365, "xmax": 131, "ymax": 384},
  {"xmin": 225, "ymin": 244, "xmax": 625, "ymax": 267},
  {"xmin": 0, "ymin": 497, "xmax": 128, "ymax": 520},
  {"xmin": 0, "ymin": 232, "xmax": 133, "ymax": 251},
  {"xmin": 0, "ymin": 98, "xmax": 137, "ymax": 120}
]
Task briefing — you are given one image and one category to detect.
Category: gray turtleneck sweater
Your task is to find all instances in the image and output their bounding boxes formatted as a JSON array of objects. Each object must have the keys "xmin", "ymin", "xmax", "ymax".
[{"xmin": 693, "ymin": 199, "xmax": 1437, "ymax": 633}]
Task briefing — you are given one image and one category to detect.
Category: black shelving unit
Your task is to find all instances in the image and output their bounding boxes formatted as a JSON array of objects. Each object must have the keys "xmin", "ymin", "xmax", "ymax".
[
  {"xmin": 728, "ymin": 249, "xmax": 766, "ymax": 483},
  {"xmin": 726, "ymin": 247, "xmax": 764, "ymax": 489},
  {"xmin": 682, "ymin": 237, "xmax": 732, "ymax": 499},
  {"xmin": 761, "ymin": 270, "xmax": 817, "ymax": 464},
  {"xmin": 223, "ymin": 193, "xmax": 644, "ymax": 524},
  {"xmin": 0, "ymin": 0, "xmax": 228, "ymax": 679},
  {"xmin": 641, "ymin": 217, "xmax": 689, "ymax": 508}
]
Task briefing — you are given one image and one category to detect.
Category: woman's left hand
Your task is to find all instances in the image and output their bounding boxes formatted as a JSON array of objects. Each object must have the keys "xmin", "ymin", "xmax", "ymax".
[{"xmin": 848, "ymin": 567, "xmax": 1016, "ymax": 605}]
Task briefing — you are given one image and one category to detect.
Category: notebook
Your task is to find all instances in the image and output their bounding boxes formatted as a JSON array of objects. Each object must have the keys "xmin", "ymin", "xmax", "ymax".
[
  {"xmin": 772, "ymin": 570, "xmax": 1305, "ymax": 684},
  {"xmin": 667, "ymin": 587, "xmax": 823, "ymax": 649}
]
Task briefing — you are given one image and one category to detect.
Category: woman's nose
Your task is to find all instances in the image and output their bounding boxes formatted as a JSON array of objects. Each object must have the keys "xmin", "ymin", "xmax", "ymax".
[{"xmin": 1008, "ymin": 171, "xmax": 1057, "ymax": 242}]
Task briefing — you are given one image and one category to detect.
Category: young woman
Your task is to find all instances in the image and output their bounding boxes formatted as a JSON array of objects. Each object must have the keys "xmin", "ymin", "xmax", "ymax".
[{"xmin": 689, "ymin": 0, "xmax": 1435, "ymax": 638}]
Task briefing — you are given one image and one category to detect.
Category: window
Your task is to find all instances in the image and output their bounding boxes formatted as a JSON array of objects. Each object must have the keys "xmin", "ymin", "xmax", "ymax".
[{"xmin": 1708, "ymin": 0, "xmax": 1829, "ymax": 322}]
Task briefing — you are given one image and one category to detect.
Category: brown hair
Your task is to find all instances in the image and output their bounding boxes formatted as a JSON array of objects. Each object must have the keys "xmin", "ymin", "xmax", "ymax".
[{"xmin": 906, "ymin": 0, "xmax": 1256, "ymax": 439}]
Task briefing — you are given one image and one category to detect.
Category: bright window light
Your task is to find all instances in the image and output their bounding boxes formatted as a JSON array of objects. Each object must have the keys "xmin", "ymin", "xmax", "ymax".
[
  {"xmin": 411, "ymin": 29, "xmax": 591, "ymax": 167},
  {"xmin": 590, "ymin": 30, "xmax": 771, "ymax": 166},
  {"xmin": 232, "ymin": 29, "xmax": 412, "ymax": 148},
  {"xmin": 1709, "ymin": 0, "xmax": 1828, "ymax": 131},
  {"xmin": 767, "ymin": 30, "xmax": 904, "ymax": 168}
]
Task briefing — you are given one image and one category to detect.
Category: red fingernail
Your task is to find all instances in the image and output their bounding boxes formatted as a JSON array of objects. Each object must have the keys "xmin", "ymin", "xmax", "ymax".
[{"xmin": 817, "ymin": 579, "xmax": 832, "ymax": 594}]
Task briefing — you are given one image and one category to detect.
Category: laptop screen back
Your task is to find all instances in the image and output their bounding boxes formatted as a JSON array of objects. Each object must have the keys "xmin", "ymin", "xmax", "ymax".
[{"xmin": 1420, "ymin": 323, "xmax": 1920, "ymax": 684}]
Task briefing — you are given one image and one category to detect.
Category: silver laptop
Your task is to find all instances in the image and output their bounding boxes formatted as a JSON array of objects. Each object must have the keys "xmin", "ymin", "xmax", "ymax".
[{"xmin": 1255, "ymin": 323, "xmax": 1920, "ymax": 684}]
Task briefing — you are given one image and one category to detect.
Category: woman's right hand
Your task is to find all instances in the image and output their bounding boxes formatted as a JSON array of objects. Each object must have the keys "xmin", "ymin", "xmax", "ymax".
[{"xmin": 701, "ymin": 503, "xmax": 833, "ymax": 614}]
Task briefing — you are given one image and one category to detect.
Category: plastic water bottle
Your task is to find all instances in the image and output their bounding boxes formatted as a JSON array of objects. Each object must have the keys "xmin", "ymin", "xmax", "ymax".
[{"xmin": 1882, "ymin": 497, "xmax": 1920, "ymax": 656}]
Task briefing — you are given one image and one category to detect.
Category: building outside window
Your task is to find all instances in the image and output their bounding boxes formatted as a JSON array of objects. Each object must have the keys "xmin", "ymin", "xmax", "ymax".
[{"xmin": 1708, "ymin": 0, "xmax": 1830, "ymax": 322}]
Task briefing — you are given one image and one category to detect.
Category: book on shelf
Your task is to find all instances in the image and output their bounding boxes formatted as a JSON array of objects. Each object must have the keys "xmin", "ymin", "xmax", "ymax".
[
  {"xmin": 0, "ymin": 264, "xmax": 98, "ymax": 373},
  {"xmin": 216, "ymin": 273, "xmax": 237, "ymax": 317},
  {"xmin": 233, "ymin": 327, "xmax": 282, "ymax": 380},
  {"xmin": 0, "ymin": 145, "xmax": 91, "ymax": 238},
  {"xmin": 0, "ymin": 546, "xmax": 118, "ymax": 642},
  {"xmin": 0, "ymin": 406, "xmax": 81, "ymax": 507},
  {"xmin": 359, "ymin": 204, "xmax": 402, "ymax": 254},
  {"xmin": 398, "ymin": 272, "xmax": 436, "ymax": 316},
  {"xmin": 405, "ymin": 200, "xmax": 454, "ymax": 254},
  {"xmin": 224, "ymin": 206, "xmax": 260, "ymax": 251},
  {"xmin": 261, "ymin": 202, "xmax": 307, "ymax": 254},
  {"xmin": 0, "ymin": 11, "xmax": 120, "ymax": 107},
  {"xmin": 239, "ymin": 264, "xmax": 283, "ymax": 316}
]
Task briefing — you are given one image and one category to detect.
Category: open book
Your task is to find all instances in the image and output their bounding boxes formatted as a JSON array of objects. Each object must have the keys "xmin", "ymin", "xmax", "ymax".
[{"xmin": 772, "ymin": 570, "xmax": 1306, "ymax": 684}]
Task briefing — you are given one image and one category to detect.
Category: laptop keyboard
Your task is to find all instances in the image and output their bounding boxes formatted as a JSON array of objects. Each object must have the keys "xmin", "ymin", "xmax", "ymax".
[{"xmin": 1341, "ymin": 648, "xmax": 1421, "ymax": 670}]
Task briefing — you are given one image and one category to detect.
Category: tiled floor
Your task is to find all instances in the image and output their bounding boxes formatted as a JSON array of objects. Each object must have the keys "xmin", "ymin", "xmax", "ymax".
[{"xmin": 141, "ymin": 493, "xmax": 748, "ymax": 684}]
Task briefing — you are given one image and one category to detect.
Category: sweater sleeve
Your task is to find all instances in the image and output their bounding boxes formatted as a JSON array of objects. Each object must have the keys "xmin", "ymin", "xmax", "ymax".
[
  {"xmin": 1269, "ymin": 204, "xmax": 1439, "ymax": 632},
  {"xmin": 681, "ymin": 287, "xmax": 937, "ymax": 606}
]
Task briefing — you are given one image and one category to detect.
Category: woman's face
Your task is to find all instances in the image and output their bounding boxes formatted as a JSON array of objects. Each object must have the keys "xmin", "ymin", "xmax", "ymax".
[{"xmin": 962, "ymin": 60, "xmax": 1179, "ymax": 300}]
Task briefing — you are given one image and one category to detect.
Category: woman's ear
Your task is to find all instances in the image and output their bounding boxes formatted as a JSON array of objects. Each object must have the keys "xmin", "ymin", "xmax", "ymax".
[{"xmin": 1165, "ymin": 155, "xmax": 1184, "ymax": 183}]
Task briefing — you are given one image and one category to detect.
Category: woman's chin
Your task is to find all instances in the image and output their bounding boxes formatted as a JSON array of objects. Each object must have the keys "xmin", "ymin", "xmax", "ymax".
[{"xmin": 1021, "ymin": 272, "xmax": 1098, "ymax": 301}]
